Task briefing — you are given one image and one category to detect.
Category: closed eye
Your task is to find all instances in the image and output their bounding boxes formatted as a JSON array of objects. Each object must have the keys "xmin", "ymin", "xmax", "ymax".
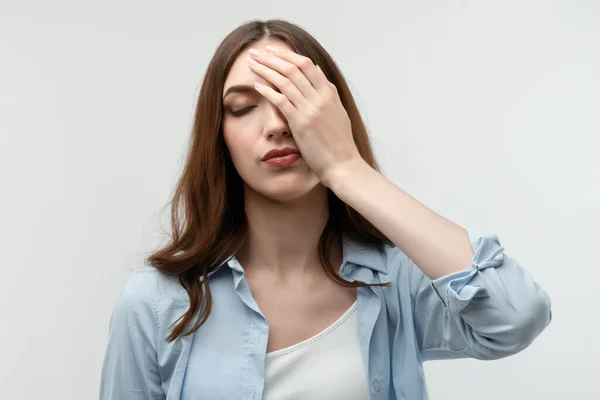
[{"xmin": 230, "ymin": 106, "xmax": 256, "ymax": 117}]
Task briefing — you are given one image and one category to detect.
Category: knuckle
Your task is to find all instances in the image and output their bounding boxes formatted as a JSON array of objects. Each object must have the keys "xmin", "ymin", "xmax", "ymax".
[
  {"xmin": 282, "ymin": 79, "xmax": 294, "ymax": 92},
  {"xmin": 275, "ymin": 94, "xmax": 287, "ymax": 107},
  {"xmin": 315, "ymin": 97, "xmax": 327, "ymax": 111},
  {"xmin": 282, "ymin": 64, "xmax": 295, "ymax": 75},
  {"xmin": 274, "ymin": 76, "xmax": 287, "ymax": 88},
  {"xmin": 299, "ymin": 57, "xmax": 313, "ymax": 69},
  {"xmin": 327, "ymin": 90, "xmax": 337, "ymax": 103}
]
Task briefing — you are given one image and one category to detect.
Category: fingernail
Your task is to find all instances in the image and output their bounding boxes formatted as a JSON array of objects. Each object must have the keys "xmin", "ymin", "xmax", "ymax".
[
  {"xmin": 248, "ymin": 58, "xmax": 258, "ymax": 66},
  {"xmin": 249, "ymin": 48, "xmax": 260, "ymax": 57},
  {"xmin": 265, "ymin": 45, "xmax": 278, "ymax": 53}
]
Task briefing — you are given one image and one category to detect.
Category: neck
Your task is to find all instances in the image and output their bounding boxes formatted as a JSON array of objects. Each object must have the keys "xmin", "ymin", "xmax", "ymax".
[{"xmin": 237, "ymin": 184, "xmax": 341, "ymax": 277}]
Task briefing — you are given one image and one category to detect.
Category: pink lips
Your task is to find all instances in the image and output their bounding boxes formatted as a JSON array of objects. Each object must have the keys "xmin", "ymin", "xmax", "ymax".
[{"xmin": 261, "ymin": 147, "xmax": 301, "ymax": 167}]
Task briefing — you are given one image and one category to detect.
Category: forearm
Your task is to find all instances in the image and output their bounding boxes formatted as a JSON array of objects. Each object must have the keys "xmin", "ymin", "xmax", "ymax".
[{"xmin": 327, "ymin": 159, "xmax": 474, "ymax": 279}]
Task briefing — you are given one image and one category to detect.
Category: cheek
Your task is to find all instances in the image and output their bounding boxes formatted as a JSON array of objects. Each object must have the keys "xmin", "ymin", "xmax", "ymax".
[{"xmin": 223, "ymin": 122, "xmax": 257, "ymax": 172}]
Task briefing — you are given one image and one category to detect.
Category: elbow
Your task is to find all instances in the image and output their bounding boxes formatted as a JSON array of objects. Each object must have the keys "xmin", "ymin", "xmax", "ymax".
[
  {"xmin": 472, "ymin": 291, "xmax": 552, "ymax": 360},
  {"xmin": 519, "ymin": 288, "xmax": 552, "ymax": 330},
  {"xmin": 513, "ymin": 290, "xmax": 552, "ymax": 349}
]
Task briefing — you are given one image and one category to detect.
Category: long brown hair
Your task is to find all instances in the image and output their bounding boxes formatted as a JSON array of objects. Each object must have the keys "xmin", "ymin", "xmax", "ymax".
[{"xmin": 146, "ymin": 19, "xmax": 391, "ymax": 343}]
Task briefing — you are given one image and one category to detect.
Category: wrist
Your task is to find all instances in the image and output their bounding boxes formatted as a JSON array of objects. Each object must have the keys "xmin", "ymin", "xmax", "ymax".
[{"xmin": 321, "ymin": 157, "xmax": 372, "ymax": 192}]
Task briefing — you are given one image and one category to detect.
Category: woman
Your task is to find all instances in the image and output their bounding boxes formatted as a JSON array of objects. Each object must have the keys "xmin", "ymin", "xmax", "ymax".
[{"xmin": 100, "ymin": 19, "xmax": 551, "ymax": 400}]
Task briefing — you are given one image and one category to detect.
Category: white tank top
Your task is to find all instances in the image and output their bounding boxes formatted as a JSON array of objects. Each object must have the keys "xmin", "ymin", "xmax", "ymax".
[{"xmin": 262, "ymin": 301, "xmax": 371, "ymax": 399}]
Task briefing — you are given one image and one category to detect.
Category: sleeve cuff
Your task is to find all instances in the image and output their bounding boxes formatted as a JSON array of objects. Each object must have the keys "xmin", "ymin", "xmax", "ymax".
[{"xmin": 430, "ymin": 228, "xmax": 505, "ymax": 315}]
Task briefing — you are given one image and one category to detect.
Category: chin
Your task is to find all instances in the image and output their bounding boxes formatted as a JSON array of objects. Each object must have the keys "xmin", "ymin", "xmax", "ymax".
[{"xmin": 246, "ymin": 174, "xmax": 323, "ymax": 202}]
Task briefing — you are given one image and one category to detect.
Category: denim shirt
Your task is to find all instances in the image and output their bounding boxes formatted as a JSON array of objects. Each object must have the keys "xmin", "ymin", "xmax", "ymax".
[{"xmin": 99, "ymin": 229, "xmax": 552, "ymax": 400}]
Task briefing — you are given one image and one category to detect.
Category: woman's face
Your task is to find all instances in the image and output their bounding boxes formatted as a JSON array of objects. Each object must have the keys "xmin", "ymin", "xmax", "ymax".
[{"xmin": 221, "ymin": 38, "xmax": 321, "ymax": 202}]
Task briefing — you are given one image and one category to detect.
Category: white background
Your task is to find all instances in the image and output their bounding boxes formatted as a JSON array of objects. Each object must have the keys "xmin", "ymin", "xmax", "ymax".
[{"xmin": 1, "ymin": 0, "xmax": 598, "ymax": 398}]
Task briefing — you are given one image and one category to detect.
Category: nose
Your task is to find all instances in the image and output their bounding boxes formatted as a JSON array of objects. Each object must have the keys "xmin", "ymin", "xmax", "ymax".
[{"xmin": 263, "ymin": 101, "xmax": 291, "ymax": 140}]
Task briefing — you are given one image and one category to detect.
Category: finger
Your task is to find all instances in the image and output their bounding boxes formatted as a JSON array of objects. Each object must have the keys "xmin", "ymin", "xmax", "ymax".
[
  {"xmin": 249, "ymin": 49, "xmax": 316, "ymax": 100},
  {"xmin": 253, "ymin": 81, "xmax": 296, "ymax": 120},
  {"xmin": 264, "ymin": 46, "xmax": 330, "ymax": 92},
  {"xmin": 317, "ymin": 65, "xmax": 339, "ymax": 94},
  {"xmin": 248, "ymin": 58, "xmax": 307, "ymax": 109}
]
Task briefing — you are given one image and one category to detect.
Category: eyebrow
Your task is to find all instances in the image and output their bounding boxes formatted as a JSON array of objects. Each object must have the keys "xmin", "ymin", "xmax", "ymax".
[{"xmin": 222, "ymin": 84, "xmax": 257, "ymax": 100}]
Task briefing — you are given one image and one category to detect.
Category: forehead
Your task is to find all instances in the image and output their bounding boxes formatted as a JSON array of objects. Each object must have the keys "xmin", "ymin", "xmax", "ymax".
[{"xmin": 223, "ymin": 38, "xmax": 294, "ymax": 91}]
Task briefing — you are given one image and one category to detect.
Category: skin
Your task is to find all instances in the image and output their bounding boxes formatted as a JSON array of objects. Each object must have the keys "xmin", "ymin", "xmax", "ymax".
[
  {"xmin": 221, "ymin": 38, "xmax": 474, "ymax": 352},
  {"xmin": 222, "ymin": 38, "xmax": 356, "ymax": 352},
  {"xmin": 222, "ymin": 38, "xmax": 336, "ymax": 277}
]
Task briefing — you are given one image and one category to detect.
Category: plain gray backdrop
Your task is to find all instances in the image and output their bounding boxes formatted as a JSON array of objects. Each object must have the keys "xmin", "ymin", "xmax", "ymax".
[{"xmin": 1, "ymin": 0, "xmax": 598, "ymax": 398}]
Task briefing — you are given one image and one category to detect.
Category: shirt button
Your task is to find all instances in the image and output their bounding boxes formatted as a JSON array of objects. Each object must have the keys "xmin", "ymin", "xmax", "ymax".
[{"xmin": 372, "ymin": 379, "xmax": 382, "ymax": 392}]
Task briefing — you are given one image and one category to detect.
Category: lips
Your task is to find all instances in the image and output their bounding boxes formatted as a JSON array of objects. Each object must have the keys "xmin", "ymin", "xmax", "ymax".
[{"xmin": 261, "ymin": 147, "xmax": 300, "ymax": 161}]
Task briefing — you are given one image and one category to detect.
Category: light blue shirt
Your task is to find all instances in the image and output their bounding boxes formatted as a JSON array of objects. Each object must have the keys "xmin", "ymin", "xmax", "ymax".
[{"xmin": 100, "ymin": 229, "xmax": 551, "ymax": 399}]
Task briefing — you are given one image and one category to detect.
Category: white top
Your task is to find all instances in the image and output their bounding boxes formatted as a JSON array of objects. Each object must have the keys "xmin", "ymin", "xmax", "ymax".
[{"xmin": 262, "ymin": 301, "xmax": 371, "ymax": 400}]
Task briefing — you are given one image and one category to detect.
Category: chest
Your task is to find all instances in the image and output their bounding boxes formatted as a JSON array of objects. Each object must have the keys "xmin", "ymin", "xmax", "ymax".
[
  {"xmin": 262, "ymin": 304, "xmax": 371, "ymax": 400},
  {"xmin": 172, "ymin": 269, "xmax": 406, "ymax": 400},
  {"xmin": 245, "ymin": 270, "xmax": 358, "ymax": 353}
]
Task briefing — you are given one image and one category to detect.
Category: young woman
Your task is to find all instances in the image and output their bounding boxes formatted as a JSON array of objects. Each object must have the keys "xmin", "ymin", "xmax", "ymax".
[{"xmin": 100, "ymin": 19, "xmax": 551, "ymax": 400}]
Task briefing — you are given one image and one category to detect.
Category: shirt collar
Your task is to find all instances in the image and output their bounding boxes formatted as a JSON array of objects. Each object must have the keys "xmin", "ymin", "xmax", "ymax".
[
  {"xmin": 341, "ymin": 232, "xmax": 388, "ymax": 275},
  {"xmin": 221, "ymin": 232, "xmax": 388, "ymax": 276}
]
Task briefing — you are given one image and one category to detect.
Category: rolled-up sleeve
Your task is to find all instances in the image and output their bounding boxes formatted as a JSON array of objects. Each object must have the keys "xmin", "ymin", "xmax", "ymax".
[
  {"xmin": 414, "ymin": 228, "xmax": 552, "ymax": 361},
  {"xmin": 100, "ymin": 269, "xmax": 165, "ymax": 400}
]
